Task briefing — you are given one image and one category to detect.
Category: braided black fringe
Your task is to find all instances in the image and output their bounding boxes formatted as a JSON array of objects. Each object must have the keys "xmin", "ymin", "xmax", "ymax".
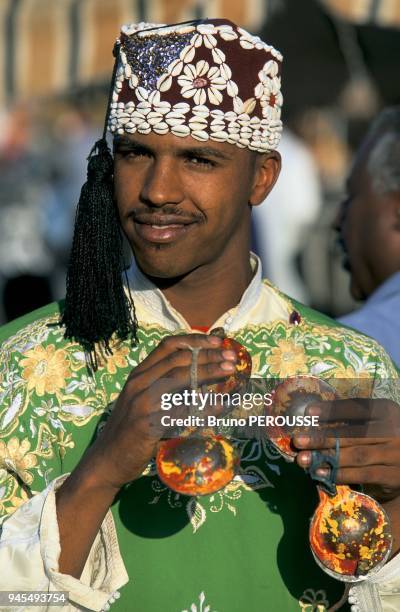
[{"xmin": 61, "ymin": 138, "xmax": 138, "ymax": 369}]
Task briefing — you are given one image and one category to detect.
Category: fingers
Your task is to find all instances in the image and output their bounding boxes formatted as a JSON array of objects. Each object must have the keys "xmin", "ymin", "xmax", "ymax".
[
  {"xmin": 297, "ymin": 462, "xmax": 400, "ymax": 488},
  {"xmin": 304, "ymin": 399, "xmax": 400, "ymax": 437},
  {"xmin": 131, "ymin": 334, "xmax": 224, "ymax": 374},
  {"xmin": 122, "ymin": 352, "xmax": 239, "ymax": 419},
  {"xmin": 296, "ymin": 442, "xmax": 399, "ymax": 468},
  {"xmin": 140, "ymin": 357, "xmax": 237, "ymax": 401},
  {"xmin": 293, "ymin": 435, "xmax": 391, "ymax": 450},
  {"xmin": 129, "ymin": 349, "xmax": 237, "ymax": 398},
  {"xmin": 341, "ymin": 443, "xmax": 400, "ymax": 468},
  {"xmin": 127, "ymin": 334, "xmax": 238, "ymax": 396},
  {"xmin": 146, "ymin": 345, "xmax": 237, "ymax": 383},
  {"xmin": 294, "ymin": 439, "xmax": 400, "ymax": 493},
  {"xmin": 335, "ymin": 466, "xmax": 400, "ymax": 488},
  {"xmin": 284, "ymin": 397, "xmax": 400, "ymax": 497}
]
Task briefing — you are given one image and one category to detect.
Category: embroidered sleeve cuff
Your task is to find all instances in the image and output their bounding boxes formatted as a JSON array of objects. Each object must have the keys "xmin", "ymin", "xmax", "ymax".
[
  {"xmin": 41, "ymin": 475, "xmax": 129, "ymax": 611},
  {"xmin": 348, "ymin": 551, "xmax": 400, "ymax": 612},
  {"xmin": 0, "ymin": 474, "xmax": 128, "ymax": 611}
]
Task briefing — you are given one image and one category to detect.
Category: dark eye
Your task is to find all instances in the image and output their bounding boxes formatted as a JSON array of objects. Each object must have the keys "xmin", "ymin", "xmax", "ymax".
[{"xmin": 188, "ymin": 156, "xmax": 215, "ymax": 167}]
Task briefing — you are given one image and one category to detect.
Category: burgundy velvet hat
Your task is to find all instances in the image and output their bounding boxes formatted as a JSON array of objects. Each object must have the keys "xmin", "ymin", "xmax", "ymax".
[{"xmin": 108, "ymin": 19, "xmax": 283, "ymax": 152}]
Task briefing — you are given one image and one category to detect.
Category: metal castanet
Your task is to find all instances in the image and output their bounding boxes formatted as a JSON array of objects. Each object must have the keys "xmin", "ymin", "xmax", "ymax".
[
  {"xmin": 310, "ymin": 484, "xmax": 392, "ymax": 581},
  {"xmin": 268, "ymin": 375, "xmax": 393, "ymax": 582},
  {"xmin": 156, "ymin": 328, "xmax": 252, "ymax": 496}
]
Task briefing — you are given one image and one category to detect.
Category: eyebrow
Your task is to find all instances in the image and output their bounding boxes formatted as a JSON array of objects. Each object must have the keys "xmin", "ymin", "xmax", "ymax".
[{"xmin": 113, "ymin": 136, "xmax": 233, "ymax": 160}]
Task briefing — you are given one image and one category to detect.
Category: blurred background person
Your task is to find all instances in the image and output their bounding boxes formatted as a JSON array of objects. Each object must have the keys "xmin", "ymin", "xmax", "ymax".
[
  {"xmin": 252, "ymin": 127, "xmax": 322, "ymax": 304},
  {"xmin": 42, "ymin": 104, "xmax": 100, "ymax": 298},
  {"xmin": 335, "ymin": 107, "xmax": 400, "ymax": 366},
  {"xmin": 0, "ymin": 105, "xmax": 55, "ymax": 322}
]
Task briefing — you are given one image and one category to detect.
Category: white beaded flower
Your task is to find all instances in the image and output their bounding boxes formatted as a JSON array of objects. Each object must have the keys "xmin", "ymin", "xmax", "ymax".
[
  {"xmin": 216, "ymin": 24, "xmax": 238, "ymax": 41},
  {"xmin": 178, "ymin": 60, "xmax": 227, "ymax": 106},
  {"xmin": 220, "ymin": 63, "xmax": 239, "ymax": 97},
  {"xmin": 156, "ymin": 45, "xmax": 199, "ymax": 93},
  {"xmin": 261, "ymin": 59, "xmax": 280, "ymax": 79},
  {"xmin": 259, "ymin": 79, "xmax": 282, "ymax": 121},
  {"xmin": 191, "ymin": 23, "xmax": 218, "ymax": 48}
]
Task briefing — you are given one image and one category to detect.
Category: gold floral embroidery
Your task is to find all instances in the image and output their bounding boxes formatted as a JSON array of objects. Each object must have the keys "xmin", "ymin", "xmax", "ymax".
[
  {"xmin": 331, "ymin": 365, "xmax": 374, "ymax": 398},
  {"xmin": 56, "ymin": 431, "xmax": 75, "ymax": 461},
  {"xmin": 0, "ymin": 437, "xmax": 37, "ymax": 485},
  {"xmin": 20, "ymin": 344, "xmax": 70, "ymax": 396},
  {"xmin": 0, "ymin": 481, "xmax": 29, "ymax": 519},
  {"xmin": 104, "ymin": 345, "xmax": 130, "ymax": 375},
  {"xmin": 267, "ymin": 338, "xmax": 308, "ymax": 377}
]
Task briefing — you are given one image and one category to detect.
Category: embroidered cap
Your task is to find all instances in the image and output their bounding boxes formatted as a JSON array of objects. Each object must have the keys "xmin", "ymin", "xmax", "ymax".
[{"xmin": 108, "ymin": 19, "xmax": 283, "ymax": 152}]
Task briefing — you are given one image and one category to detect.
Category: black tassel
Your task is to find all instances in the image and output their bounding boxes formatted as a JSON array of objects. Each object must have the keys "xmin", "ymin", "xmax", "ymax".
[
  {"xmin": 60, "ymin": 41, "xmax": 137, "ymax": 368},
  {"xmin": 61, "ymin": 138, "xmax": 137, "ymax": 366}
]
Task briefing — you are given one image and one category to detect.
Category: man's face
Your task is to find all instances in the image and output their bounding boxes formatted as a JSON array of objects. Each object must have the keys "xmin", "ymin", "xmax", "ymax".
[
  {"xmin": 114, "ymin": 132, "xmax": 278, "ymax": 279},
  {"xmin": 335, "ymin": 140, "xmax": 400, "ymax": 300}
]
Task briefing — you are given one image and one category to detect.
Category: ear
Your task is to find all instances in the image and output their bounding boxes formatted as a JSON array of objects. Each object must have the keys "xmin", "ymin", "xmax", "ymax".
[{"xmin": 249, "ymin": 151, "xmax": 281, "ymax": 207}]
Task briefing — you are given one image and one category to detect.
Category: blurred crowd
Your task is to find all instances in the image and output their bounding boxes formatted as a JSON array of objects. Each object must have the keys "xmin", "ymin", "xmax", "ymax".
[{"xmin": 0, "ymin": 99, "xmax": 99, "ymax": 323}]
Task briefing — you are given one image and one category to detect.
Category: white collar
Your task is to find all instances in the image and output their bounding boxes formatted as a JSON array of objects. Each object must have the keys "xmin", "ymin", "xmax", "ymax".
[{"xmin": 124, "ymin": 252, "xmax": 290, "ymax": 331}]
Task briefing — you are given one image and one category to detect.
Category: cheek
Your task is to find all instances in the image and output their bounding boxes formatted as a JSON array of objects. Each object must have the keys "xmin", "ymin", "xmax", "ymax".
[
  {"xmin": 194, "ymin": 171, "xmax": 252, "ymax": 221},
  {"xmin": 198, "ymin": 196, "xmax": 246, "ymax": 235},
  {"xmin": 114, "ymin": 169, "xmax": 140, "ymax": 223}
]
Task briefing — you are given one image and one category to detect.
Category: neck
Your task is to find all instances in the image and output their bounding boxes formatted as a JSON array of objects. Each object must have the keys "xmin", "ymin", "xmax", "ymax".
[{"xmin": 149, "ymin": 250, "xmax": 254, "ymax": 328}]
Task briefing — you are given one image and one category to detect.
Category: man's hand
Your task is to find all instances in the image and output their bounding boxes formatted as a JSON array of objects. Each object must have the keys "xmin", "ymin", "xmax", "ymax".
[
  {"xmin": 292, "ymin": 398, "xmax": 400, "ymax": 500},
  {"xmin": 84, "ymin": 333, "xmax": 238, "ymax": 490},
  {"xmin": 292, "ymin": 398, "xmax": 400, "ymax": 554},
  {"xmin": 56, "ymin": 333, "xmax": 238, "ymax": 577}
]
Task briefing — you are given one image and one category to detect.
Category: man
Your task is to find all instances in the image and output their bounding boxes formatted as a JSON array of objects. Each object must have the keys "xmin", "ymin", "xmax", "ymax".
[
  {"xmin": 336, "ymin": 107, "xmax": 400, "ymax": 367},
  {"xmin": 0, "ymin": 20, "xmax": 399, "ymax": 612}
]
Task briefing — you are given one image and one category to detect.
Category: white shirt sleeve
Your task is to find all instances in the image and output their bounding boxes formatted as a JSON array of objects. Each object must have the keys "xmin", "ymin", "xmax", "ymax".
[
  {"xmin": 0, "ymin": 475, "xmax": 128, "ymax": 612},
  {"xmin": 348, "ymin": 553, "xmax": 400, "ymax": 611}
]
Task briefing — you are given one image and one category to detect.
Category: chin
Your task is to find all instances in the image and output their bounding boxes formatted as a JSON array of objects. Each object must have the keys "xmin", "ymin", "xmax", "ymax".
[{"xmin": 134, "ymin": 250, "xmax": 191, "ymax": 280}]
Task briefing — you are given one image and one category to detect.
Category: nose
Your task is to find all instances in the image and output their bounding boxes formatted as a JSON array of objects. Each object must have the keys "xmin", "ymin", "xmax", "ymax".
[{"xmin": 140, "ymin": 157, "xmax": 184, "ymax": 207}]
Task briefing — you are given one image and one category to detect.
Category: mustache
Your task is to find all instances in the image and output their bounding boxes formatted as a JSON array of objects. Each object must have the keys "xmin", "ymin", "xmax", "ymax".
[{"xmin": 131, "ymin": 206, "xmax": 205, "ymax": 223}]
